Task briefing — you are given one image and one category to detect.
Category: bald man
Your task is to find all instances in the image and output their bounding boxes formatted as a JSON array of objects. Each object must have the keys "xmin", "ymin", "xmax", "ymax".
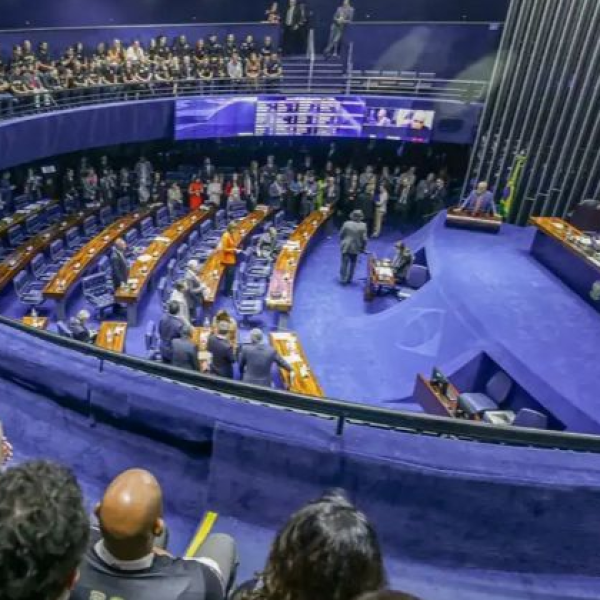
[
  {"xmin": 459, "ymin": 182, "xmax": 497, "ymax": 215},
  {"xmin": 73, "ymin": 469, "xmax": 237, "ymax": 600}
]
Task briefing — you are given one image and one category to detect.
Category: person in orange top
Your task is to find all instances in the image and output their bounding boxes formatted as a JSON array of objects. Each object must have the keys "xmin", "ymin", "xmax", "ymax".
[
  {"xmin": 221, "ymin": 223, "xmax": 240, "ymax": 296},
  {"xmin": 188, "ymin": 176, "xmax": 204, "ymax": 211}
]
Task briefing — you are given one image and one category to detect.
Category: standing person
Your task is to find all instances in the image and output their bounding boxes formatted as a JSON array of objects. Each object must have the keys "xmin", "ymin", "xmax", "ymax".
[
  {"xmin": 208, "ymin": 174, "xmax": 223, "ymax": 208},
  {"xmin": 239, "ymin": 329, "xmax": 293, "ymax": 388},
  {"xmin": 282, "ymin": 0, "xmax": 302, "ymax": 55},
  {"xmin": 167, "ymin": 182, "xmax": 183, "ymax": 218},
  {"xmin": 211, "ymin": 309, "xmax": 239, "ymax": 349},
  {"xmin": 358, "ymin": 180, "xmax": 376, "ymax": 237},
  {"xmin": 372, "ymin": 181, "xmax": 389, "ymax": 238},
  {"xmin": 110, "ymin": 238, "xmax": 129, "ymax": 290},
  {"xmin": 135, "ymin": 156, "xmax": 153, "ymax": 189},
  {"xmin": 459, "ymin": 181, "xmax": 496, "ymax": 215},
  {"xmin": 397, "ymin": 166, "xmax": 417, "ymax": 218},
  {"xmin": 339, "ymin": 209, "xmax": 367, "ymax": 284},
  {"xmin": 220, "ymin": 223, "xmax": 240, "ymax": 297},
  {"xmin": 289, "ymin": 172, "xmax": 305, "ymax": 219},
  {"xmin": 343, "ymin": 171, "xmax": 359, "ymax": 220},
  {"xmin": 414, "ymin": 173, "xmax": 435, "ymax": 221},
  {"xmin": 302, "ymin": 172, "xmax": 318, "ymax": 217},
  {"xmin": 324, "ymin": 0, "xmax": 355, "ymax": 58},
  {"xmin": 269, "ymin": 174, "xmax": 286, "ymax": 210},
  {"xmin": 169, "ymin": 279, "xmax": 193, "ymax": 327},
  {"xmin": 207, "ymin": 320, "xmax": 236, "ymax": 378},
  {"xmin": 188, "ymin": 176, "xmax": 204, "ymax": 211},
  {"xmin": 184, "ymin": 259, "xmax": 206, "ymax": 323},
  {"xmin": 158, "ymin": 301, "xmax": 184, "ymax": 363},
  {"xmin": 429, "ymin": 177, "xmax": 447, "ymax": 215},
  {"xmin": 171, "ymin": 325, "xmax": 200, "ymax": 371}
]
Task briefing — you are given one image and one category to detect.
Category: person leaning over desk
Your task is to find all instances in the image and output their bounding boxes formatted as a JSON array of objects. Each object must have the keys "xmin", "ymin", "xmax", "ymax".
[{"xmin": 459, "ymin": 181, "xmax": 497, "ymax": 215}]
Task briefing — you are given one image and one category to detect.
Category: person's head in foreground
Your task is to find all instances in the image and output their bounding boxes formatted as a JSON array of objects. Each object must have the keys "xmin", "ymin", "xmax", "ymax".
[
  {"xmin": 245, "ymin": 489, "xmax": 386, "ymax": 600},
  {"xmin": 0, "ymin": 460, "xmax": 90, "ymax": 600},
  {"xmin": 95, "ymin": 468, "xmax": 164, "ymax": 561}
]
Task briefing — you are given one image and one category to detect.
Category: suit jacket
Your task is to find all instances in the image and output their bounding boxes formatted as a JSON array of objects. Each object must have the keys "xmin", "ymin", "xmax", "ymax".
[
  {"xmin": 110, "ymin": 248, "xmax": 129, "ymax": 289},
  {"xmin": 239, "ymin": 343, "xmax": 291, "ymax": 387},
  {"xmin": 207, "ymin": 334, "xmax": 235, "ymax": 378},
  {"xmin": 339, "ymin": 220, "xmax": 367, "ymax": 255},
  {"xmin": 460, "ymin": 190, "xmax": 496, "ymax": 214},
  {"xmin": 169, "ymin": 290, "xmax": 192, "ymax": 327},
  {"xmin": 171, "ymin": 338, "xmax": 199, "ymax": 371},
  {"xmin": 158, "ymin": 314, "xmax": 184, "ymax": 362}
]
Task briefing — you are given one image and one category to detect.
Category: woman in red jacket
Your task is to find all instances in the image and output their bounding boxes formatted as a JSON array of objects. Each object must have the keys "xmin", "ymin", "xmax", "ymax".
[{"xmin": 188, "ymin": 176, "xmax": 204, "ymax": 211}]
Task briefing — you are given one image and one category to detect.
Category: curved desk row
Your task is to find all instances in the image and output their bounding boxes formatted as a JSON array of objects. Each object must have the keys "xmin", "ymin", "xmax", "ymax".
[
  {"xmin": 44, "ymin": 204, "xmax": 161, "ymax": 319},
  {"xmin": 270, "ymin": 331, "xmax": 324, "ymax": 397},
  {"xmin": 267, "ymin": 207, "xmax": 332, "ymax": 315},
  {"xmin": 0, "ymin": 198, "xmax": 60, "ymax": 239},
  {"xmin": 0, "ymin": 206, "xmax": 99, "ymax": 292},
  {"xmin": 199, "ymin": 206, "xmax": 271, "ymax": 307},
  {"xmin": 115, "ymin": 206, "xmax": 215, "ymax": 325}
]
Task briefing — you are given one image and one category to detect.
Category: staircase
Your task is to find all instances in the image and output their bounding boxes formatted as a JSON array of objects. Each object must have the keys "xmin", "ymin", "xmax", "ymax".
[{"xmin": 281, "ymin": 55, "xmax": 346, "ymax": 94}]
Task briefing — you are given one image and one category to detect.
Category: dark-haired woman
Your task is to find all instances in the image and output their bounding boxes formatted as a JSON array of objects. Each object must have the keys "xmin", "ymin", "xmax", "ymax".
[{"xmin": 236, "ymin": 490, "xmax": 386, "ymax": 600}]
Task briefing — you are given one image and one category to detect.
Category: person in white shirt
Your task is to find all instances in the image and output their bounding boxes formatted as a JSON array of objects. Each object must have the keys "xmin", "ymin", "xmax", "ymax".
[
  {"xmin": 372, "ymin": 182, "xmax": 389, "ymax": 238},
  {"xmin": 167, "ymin": 182, "xmax": 183, "ymax": 218},
  {"xmin": 125, "ymin": 40, "xmax": 145, "ymax": 64},
  {"xmin": 227, "ymin": 53, "xmax": 244, "ymax": 89},
  {"xmin": 208, "ymin": 174, "xmax": 223, "ymax": 208},
  {"xmin": 169, "ymin": 279, "xmax": 193, "ymax": 327}
]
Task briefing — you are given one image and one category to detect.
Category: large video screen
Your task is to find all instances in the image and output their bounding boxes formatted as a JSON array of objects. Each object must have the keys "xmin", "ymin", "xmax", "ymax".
[{"xmin": 174, "ymin": 96, "xmax": 436, "ymax": 143}]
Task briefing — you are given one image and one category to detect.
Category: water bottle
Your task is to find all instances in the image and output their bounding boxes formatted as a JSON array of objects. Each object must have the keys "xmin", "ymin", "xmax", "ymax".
[
  {"xmin": 203, "ymin": 316, "xmax": 210, "ymax": 328},
  {"xmin": 31, "ymin": 308, "xmax": 37, "ymax": 319}
]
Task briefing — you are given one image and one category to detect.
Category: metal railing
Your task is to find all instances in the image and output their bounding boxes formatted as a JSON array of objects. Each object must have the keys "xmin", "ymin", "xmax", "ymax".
[
  {"xmin": 0, "ymin": 72, "xmax": 488, "ymax": 122},
  {"xmin": 1, "ymin": 314, "xmax": 599, "ymax": 453}
]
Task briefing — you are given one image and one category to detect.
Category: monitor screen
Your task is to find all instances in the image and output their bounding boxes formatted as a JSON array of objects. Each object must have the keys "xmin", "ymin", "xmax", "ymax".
[{"xmin": 175, "ymin": 96, "xmax": 436, "ymax": 143}]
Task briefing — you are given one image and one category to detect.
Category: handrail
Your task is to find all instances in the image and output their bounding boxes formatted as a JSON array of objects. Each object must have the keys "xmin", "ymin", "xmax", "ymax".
[
  {"xmin": 2, "ymin": 314, "xmax": 600, "ymax": 453},
  {"xmin": 0, "ymin": 74, "xmax": 488, "ymax": 123}
]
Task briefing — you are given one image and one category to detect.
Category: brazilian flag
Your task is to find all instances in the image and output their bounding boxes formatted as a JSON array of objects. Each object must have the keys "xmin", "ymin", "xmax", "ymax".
[{"xmin": 500, "ymin": 153, "xmax": 527, "ymax": 219}]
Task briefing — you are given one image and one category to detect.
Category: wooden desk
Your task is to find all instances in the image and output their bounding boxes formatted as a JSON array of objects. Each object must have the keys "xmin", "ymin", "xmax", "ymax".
[
  {"xmin": 530, "ymin": 217, "xmax": 600, "ymax": 312},
  {"xmin": 270, "ymin": 331, "xmax": 324, "ymax": 397},
  {"xmin": 414, "ymin": 373, "xmax": 481, "ymax": 421},
  {"xmin": 445, "ymin": 208, "xmax": 502, "ymax": 233},
  {"xmin": 364, "ymin": 255, "xmax": 396, "ymax": 301},
  {"xmin": 44, "ymin": 205, "xmax": 159, "ymax": 320},
  {"xmin": 0, "ymin": 199, "xmax": 60, "ymax": 238},
  {"xmin": 95, "ymin": 321, "xmax": 127, "ymax": 353},
  {"xmin": 199, "ymin": 206, "xmax": 271, "ymax": 306},
  {"xmin": 267, "ymin": 208, "xmax": 332, "ymax": 314},
  {"xmin": 114, "ymin": 207, "xmax": 214, "ymax": 326},
  {"xmin": 0, "ymin": 208, "xmax": 98, "ymax": 292},
  {"xmin": 22, "ymin": 315, "xmax": 49, "ymax": 330}
]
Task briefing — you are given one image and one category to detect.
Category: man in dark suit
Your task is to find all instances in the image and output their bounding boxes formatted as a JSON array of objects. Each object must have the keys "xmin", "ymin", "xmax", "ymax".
[
  {"xmin": 339, "ymin": 209, "xmax": 368, "ymax": 284},
  {"xmin": 110, "ymin": 238, "xmax": 129, "ymax": 289},
  {"xmin": 158, "ymin": 301, "xmax": 184, "ymax": 363},
  {"xmin": 239, "ymin": 329, "xmax": 292, "ymax": 388},
  {"xmin": 171, "ymin": 325, "xmax": 199, "ymax": 371},
  {"xmin": 282, "ymin": 0, "xmax": 302, "ymax": 55},
  {"xmin": 68, "ymin": 309, "xmax": 97, "ymax": 343},
  {"xmin": 207, "ymin": 321, "xmax": 236, "ymax": 378}
]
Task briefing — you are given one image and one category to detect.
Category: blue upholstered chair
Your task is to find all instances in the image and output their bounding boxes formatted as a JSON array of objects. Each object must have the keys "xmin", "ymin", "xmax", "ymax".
[
  {"xmin": 166, "ymin": 258, "xmax": 177, "ymax": 281},
  {"xmin": 99, "ymin": 206, "xmax": 113, "ymax": 227},
  {"xmin": 63, "ymin": 195, "xmax": 80, "ymax": 214},
  {"xmin": 83, "ymin": 215, "xmax": 100, "ymax": 237},
  {"xmin": 117, "ymin": 196, "xmax": 132, "ymax": 216},
  {"xmin": 95, "ymin": 255, "xmax": 114, "ymax": 289},
  {"xmin": 199, "ymin": 220, "xmax": 212, "ymax": 240},
  {"xmin": 30, "ymin": 253, "xmax": 58, "ymax": 282},
  {"xmin": 65, "ymin": 226, "xmax": 84, "ymax": 251},
  {"xmin": 188, "ymin": 230, "xmax": 200, "ymax": 250},
  {"xmin": 82, "ymin": 273, "xmax": 114, "ymax": 319},
  {"xmin": 140, "ymin": 216, "xmax": 157, "ymax": 241},
  {"xmin": 14, "ymin": 271, "xmax": 45, "ymax": 309},
  {"xmin": 46, "ymin": 203, "xmax": 63, "ymax": 224},
  {"xmin": 176, "ymin": 243, "xmax": 189, "ymax": 268},
  {"xmin": 57, "ymin": 320, "xmax": 73, "ymax": 338},
  {"xmin": 233, "ymin": 279, "xmax": 264, "ymax": 326},
  {"xmin": 7, "ymin": 224, "xmax": 25, "ymax": 247},
  {"xmin": 512, "ymin": 408, "xmax": 548, "ymax": 429},
  {"xmin": 25, "ymin": 213, "xmax": 44, "ymax": 236},
  {"xmin": 397, "ymin": 265, "xmax": 429, "ymax": 300},
  {"xmin": 238, "ymin": 263, "xmax": 268, "ymax": 298},
  {"xmin": 458, "ymin": 371, "xmax": 513, "ymax": 418},
  {"xmin": 155, "ymin": 206, "xmax": 170, "ymax": 229},
  {"xmin": 157, "ymin": 276, "xmax": 171, "ymax": 307}
]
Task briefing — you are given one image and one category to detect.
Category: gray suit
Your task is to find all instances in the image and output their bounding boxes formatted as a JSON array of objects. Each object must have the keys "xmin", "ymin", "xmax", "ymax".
[
  {"xmin": 339, "ymin": 219, "xmax": 367, "ymax": 283},
  {"xmin": 239, "ymin": 343, "xmax": 291, "ymax": 387},
  {"xmin": 110, "ymin": 248, "xmax": 129, "ymax": 289},
  {"xmin": 171, "ymin": 338, "xmax": 199, "ymax": 371}
]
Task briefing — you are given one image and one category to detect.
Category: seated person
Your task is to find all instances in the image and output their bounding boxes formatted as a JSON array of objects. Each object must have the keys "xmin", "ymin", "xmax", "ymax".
[
  {"xmin": 211, "ymin": 309, "xmax": 238, "ymax": 349},
  {"xmin": 158, "ymin": 301, "xmax": 184, "ymax": 363},
  {"xmin": 391, "ymin": 242, "xmax": 413, "ymax": 283},
  {"xmin": 459, "ymin": 181, "xmax": 497, "ymax": 215},
  {"xmin": 172, "ymin": 324, "xmax": 200, "ymax": 371},
  {"xmin": 73, "ymin": 468, "xmax": 237, "ymax": 600},
  {"xmin": 256, "ymin": 226, "xmax": 278, "ymax": 259},
  {"xmin": 68, "ymin": 309, "xmax": 97, "ymax": 343},
  {"xmin": 234, "ymin": 490, "xmax": 385, "ymax": 600}
]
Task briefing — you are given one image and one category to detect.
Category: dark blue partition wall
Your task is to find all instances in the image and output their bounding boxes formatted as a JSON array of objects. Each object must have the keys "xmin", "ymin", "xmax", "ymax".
[
  {"xmin": 1, "ymin": 322, "xmax": 600, "ymax": 578},
  {"xmin": 346, "ymin": 23, "xmax": 503, "ymax": 80},
  {"xmin": 0, "ymin": 1, "xmax": 510, "ymax": 29}
]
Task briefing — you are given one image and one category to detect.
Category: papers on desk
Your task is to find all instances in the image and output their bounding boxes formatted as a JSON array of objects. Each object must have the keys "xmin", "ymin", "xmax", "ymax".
[
  {"xmin": 284, "ymin": 241, "xmax": 301, "ymax": 250},
  {"xmin": 137, "ymin": 254, "xmax": 153, "ymax": 263},
  {"xmin": 271, "ymin": 332, "xmax": 292, "ymax": 341},
  {"xmin": 286, "ymin": 353, "xmax": 303, "ymax": 364},
  {"xmin": 376, "ymin": 266, "xmax": 394, "ymax": 279},
  {"xmin": 154, "ymin": 236, "xmax": 171, "ymax": 244}
]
